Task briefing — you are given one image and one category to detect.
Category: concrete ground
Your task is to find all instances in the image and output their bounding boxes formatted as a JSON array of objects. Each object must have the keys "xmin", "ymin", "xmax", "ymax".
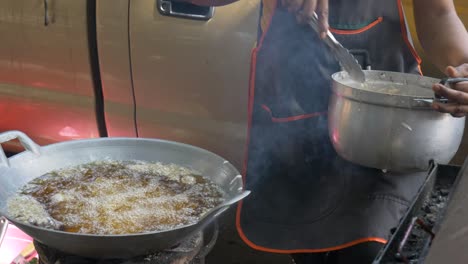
[{"xmin": 206, "ymin": 208, "xmax": 291, "ymax": 264}]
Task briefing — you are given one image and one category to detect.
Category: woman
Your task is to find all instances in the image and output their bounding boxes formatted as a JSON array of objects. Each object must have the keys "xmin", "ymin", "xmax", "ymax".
[
  {"xmin": 190, "ymin": 0, "xmax": 468, "ymax": 262},
  {"xmin": 233, "ymin": 0, "xmax": 468, "ymax": 263}
]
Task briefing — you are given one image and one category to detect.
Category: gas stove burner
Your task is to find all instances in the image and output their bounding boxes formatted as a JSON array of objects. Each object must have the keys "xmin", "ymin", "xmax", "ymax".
[{"xmin": 35, "ymin": 223, "xmax": 218, "ymax": 264}]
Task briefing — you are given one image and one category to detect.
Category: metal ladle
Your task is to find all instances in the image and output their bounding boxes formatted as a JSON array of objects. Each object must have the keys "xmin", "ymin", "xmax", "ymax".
[{"xmin": 307, "ymin": 13, "xmax": 366, "ymax": 83}]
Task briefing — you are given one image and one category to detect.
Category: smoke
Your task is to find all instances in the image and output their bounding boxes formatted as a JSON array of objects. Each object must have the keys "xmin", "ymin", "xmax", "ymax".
[{"xmin": 245, "ymin": 7, "xmax": 340, "ymax": 190}]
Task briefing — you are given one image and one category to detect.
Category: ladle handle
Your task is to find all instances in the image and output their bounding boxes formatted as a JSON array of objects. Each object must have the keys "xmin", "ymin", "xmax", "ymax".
[
  {"xmin": 307, "ymin": 13, "xmax": 365, "ymax": 82},
  {"xmin": 0, "ymin": 131, "xmax": 41, "ymax": 167},
  {"xmin": 308, "ymin": 13, "xmax": 339, "ymax": 49}
]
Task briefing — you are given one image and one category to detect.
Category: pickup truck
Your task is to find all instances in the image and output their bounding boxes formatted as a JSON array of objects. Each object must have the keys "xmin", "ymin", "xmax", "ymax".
[{"xmin": 0, "ymin": 0, "xmax": 466, "ymax": 170}]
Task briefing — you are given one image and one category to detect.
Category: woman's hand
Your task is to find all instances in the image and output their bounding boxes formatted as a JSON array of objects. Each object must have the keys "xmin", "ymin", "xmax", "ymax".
[
  {"xmin": 432, "ymin": 64, "xmax": 468, "ymax": 117},
  {"xmin": 281, "ymin": 0, "xmax": 329, "ymax": 39}
]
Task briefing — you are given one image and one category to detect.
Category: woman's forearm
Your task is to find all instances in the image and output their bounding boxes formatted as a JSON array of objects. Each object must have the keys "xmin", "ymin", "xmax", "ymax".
[{"xmin": 414, "ymin": 0, "xmax": 468, "ymax": 71}]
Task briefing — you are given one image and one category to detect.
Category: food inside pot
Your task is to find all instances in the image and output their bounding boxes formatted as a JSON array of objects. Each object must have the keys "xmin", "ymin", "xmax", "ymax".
[
  {"xmin": 7, "ymin": 161, "xmax": 225, "ymax": 235},
  {"xmin": 344, "ymin": 79, "xmax": 434, "ymax": 96},
  {"xmin": 336, "ymin": 71, "xmax": 435, "ymax": 97}
]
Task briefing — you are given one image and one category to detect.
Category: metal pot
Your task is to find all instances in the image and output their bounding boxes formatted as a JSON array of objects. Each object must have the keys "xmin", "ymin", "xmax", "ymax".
[
  {"xmin": 0, "ymin": 131, "xmax": 249, "ymax": 258},
  {"xmin": 328, "ymin": 70, "xmax": 466, "ymax": 172}
]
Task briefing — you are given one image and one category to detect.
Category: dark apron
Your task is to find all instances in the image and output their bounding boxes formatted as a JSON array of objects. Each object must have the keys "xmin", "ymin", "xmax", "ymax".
[{"xmin": 236, "ymin": 0, "xmax": 427, "ymax": 252}]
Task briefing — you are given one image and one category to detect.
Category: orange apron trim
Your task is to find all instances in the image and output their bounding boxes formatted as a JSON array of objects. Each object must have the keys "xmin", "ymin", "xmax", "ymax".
[
  {"xmin": 330, "ymin": 17, "xmax": 384, "ymax": 35},
  {"xmin": 261, "ymin": 104, "xmax": 327, "ymax": 122},
  {"xmin": 260, "ymin": 0, "xmax": 277, "ymax": 34},
  {"xmin": 237, "ymin": 232, "xmax": 387, "ymax": 254},
  {"xmin": 396, "ymin": 0, "xmax": 423, "ymax": 75},
  {"xmin": 417, "ymin": 65, "xmax": 424, "ymax": 76},
  {"xmin": 236, "ymin": 0, "xmax": 276, "ymax": 252},
  {"xmin": 236, "ymin": 0, "xmax": 388, "ymax": 253}
]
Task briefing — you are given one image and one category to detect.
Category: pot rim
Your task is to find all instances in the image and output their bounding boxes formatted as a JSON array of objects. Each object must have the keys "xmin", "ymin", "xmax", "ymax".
[{"xmin": 331, "ymin": 70, "xmax": 441, "ymax": 110}]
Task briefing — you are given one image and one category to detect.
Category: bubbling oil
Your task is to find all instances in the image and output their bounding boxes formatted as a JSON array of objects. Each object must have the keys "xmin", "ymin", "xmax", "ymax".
[{"xmin": 7, "ymin": 161, "xmax": 225, "ymax": 235}]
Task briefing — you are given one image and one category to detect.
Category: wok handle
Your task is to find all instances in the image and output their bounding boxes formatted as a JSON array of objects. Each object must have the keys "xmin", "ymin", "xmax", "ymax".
[
  {"xmin": 0, "ymin": 131, "xmax": 41, "ymax": 167},
  {"xmin": 0, "ymin": 217, "xmax": 8, "ymax": 248},
  {"xmin": 217, "ymin": 191, "xmax": 250, "ymax": 213},
  {"xmin": 199, "ymin": 190, "xmax": 251, "ymax": 221}
]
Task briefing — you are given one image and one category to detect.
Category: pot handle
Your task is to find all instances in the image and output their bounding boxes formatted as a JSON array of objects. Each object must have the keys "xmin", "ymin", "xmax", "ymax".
[
  {"xmin": 0, "ymin": 131, "xmax": 41, "ymax": 167},
  {"xmin": 433, "ymin": 78, "xmax": 468, "ymax": 103},
  {"xmin": 440, "ymin": 77, "xmax": 468, "ymax": 85},
  {"xmin": 413, "ymin": 78, "xmax": 468, "ymax": 106}
]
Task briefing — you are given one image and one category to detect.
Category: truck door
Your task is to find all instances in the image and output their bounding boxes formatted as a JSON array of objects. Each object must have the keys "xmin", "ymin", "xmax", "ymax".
[
  {"xmin": 129, "ymin": 0, "xmax": 260, "ymax": 168},
  {"xmin": 96, "ymin": 0, "xmax": 137, "ymax": 138},
  {"xmin": 0, "ymin": 0, "xmax": 101, "ymax": 150}
]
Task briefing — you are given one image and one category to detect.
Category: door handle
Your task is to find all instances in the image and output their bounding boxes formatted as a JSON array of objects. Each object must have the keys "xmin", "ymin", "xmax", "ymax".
[{"xmin": 157, "ymin": 0, "xmax": 214, "ymax": 21}]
